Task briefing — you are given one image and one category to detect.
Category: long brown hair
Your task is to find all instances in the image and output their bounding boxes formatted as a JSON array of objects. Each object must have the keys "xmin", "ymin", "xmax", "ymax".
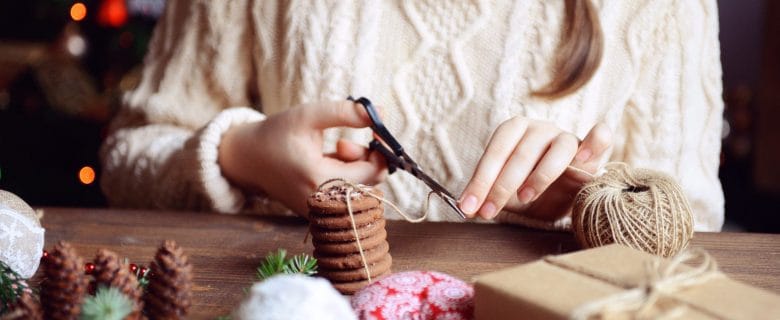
[{"xmin": 533, "ymin": 0, "xmax": 604, "ymax": 99}]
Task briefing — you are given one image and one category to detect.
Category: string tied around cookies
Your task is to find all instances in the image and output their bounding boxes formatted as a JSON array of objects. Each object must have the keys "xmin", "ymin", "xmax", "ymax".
[{"xmin": 309, "ymin": 178, "xmax": 434, "ymax": 284}]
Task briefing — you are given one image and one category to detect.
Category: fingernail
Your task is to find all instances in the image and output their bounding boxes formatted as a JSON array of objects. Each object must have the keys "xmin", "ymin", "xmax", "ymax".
[
  {"xmin": 460, "ymin": 195, "xmax": 478, "ymax": 215},
  {"xmin": 519, "ymin": 187, "xmax": 536, "ymax": 204},
  {"xmin": 479, "ymin": 201, "xmax": 497, "ymax": 219},
  {"xmin": 575, "ymin": 148, "xmax": 592, "ymax": 162}
]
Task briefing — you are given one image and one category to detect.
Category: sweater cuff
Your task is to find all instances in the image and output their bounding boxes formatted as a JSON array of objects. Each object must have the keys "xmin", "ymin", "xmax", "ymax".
[{"xmin": 196, "ymin": 107, "xmax": 266, "ymax": 213}]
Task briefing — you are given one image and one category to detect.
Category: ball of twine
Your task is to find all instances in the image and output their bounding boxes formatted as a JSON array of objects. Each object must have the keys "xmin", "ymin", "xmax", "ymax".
[{"xmin": 571, "ymin": 164, "xmax": 694, "ymax": 257}]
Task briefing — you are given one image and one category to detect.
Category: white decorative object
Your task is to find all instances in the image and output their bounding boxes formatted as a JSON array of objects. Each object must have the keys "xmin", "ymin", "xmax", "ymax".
[
  {"xmin": 233, "ymin": 275, "xmax": 356, "ymax": 320},
  {"xmin": 0, "ymin": 190, "xmax": 45, "ymax": 278}
]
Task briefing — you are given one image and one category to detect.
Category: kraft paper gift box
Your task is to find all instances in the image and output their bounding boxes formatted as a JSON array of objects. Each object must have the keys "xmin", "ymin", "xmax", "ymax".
[{"xmin": 474, "ymin": 244, "xmax": 780, "ymax": 320}]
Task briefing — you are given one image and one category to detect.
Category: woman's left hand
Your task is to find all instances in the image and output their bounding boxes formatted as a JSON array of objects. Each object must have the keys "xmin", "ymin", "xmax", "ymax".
[{"xmin": 458, "ymin": 117, "xmax": 612, "ymax": 220}]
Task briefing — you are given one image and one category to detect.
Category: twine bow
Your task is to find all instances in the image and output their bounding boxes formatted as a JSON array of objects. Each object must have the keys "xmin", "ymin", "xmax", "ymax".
[{"xmin": 562, "ymin": 248, "xmax": 723, "ymax": 320}]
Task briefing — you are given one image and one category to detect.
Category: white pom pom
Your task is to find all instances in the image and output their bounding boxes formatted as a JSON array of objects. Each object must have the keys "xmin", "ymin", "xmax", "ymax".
[{"xmin": 233, "ymin": 275, "xmax": 356, "ymax": 320}]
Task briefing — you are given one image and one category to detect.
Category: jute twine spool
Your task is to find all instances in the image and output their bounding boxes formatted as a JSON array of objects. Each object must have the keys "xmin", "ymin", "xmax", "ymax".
[{"xmin": 571, "ymin": 164, "xmax": 694, "ymax": 258}]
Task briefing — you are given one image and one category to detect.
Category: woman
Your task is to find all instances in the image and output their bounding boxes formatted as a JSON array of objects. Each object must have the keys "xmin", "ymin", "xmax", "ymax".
[{"xmin": 101, "ymin": 0, "xmax": 724, "ymax": 231}]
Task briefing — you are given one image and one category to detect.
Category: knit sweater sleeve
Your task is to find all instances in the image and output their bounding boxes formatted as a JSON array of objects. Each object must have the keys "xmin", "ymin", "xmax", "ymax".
[
  {"xmin": 99, "ymin": 0, "xmax": 264, "ymax": 213},
  {"xmin": 613, "ymin": 0, "xmax": 725, "ymax": 231}
]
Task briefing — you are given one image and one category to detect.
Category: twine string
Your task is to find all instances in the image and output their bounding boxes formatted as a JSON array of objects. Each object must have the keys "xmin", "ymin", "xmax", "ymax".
[
  {"xmin": 571, "ymin": 163, "xmax": 694, "ymax": 258},
  {"xmin": 344, "ymin": 186, "xmax": 372, "ymax": 282},
  {"xmin": 566, "ymin": 248, "xmax": 724, "ymax": 320}
]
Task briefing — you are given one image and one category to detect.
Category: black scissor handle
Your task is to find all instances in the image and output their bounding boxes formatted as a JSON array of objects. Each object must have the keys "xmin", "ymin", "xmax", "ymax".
[{"xmin": 348, "ymin": 96, "xmax": 404, "ymax": 156}]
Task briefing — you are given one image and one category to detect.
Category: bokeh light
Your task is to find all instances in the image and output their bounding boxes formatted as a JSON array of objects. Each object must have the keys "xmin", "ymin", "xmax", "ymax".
[
  {"xmin": 70, "ymin": 3, "xmax": 87, "ymax": 22},
  {"xmin": 66, "ymin": 34, "xmax": 86, "ymax": 56},
  {"xmin": 79, "ymin": 166, "xmax": 96, "ymax": 185}
]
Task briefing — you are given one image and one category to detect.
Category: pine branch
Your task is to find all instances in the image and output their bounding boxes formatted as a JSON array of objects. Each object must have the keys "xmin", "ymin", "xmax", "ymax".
[
  {"xmin": 0, "ymin": 261, "xmax": 28, "ymax": 315},
  {"xmin": 80, "ymin": 286, "xmax": 133, "ymax": 320},
  {"xmin": 135, "ymin": 268, "xmax": 150, "ymax": 292},
  {"xmin": 283, "ymin": 254, "xmax": 318, "ymax": 276},
  {"xmin": 256, "ymin": 249, "xmax": 317, "ymax": 280},
  {"xmin": 256, "ymin": 249, "xmax": 288, "ymax": 280}
]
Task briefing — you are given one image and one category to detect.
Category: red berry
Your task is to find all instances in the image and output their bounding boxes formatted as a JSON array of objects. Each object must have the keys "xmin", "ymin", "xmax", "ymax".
[
  {"xmin": 129, "ymin": 263, "xmax": 138, "ymax": 273},
  {"xmin": 84, "ymin": 262, "xmax": 95, "ymax": 274},
  {"xmin": 140, "ymin": 266, "xmax": 148, "ymax": 275},
  {"xmin": 41, "ymin": 250, "xmax": 48, "ymax": 259}
]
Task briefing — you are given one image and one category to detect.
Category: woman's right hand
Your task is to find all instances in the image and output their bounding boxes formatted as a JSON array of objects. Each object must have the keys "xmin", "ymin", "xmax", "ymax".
[{"xmin": 218, "ymin": 101, "xmax": 387, "ymax": 216}]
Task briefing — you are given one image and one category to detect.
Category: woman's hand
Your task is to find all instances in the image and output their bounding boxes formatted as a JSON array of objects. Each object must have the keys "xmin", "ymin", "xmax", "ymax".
[
  {"xmin": 459, "ymin": 117, "xmax": 612, "ymax": 220},
  {"xmin": 218, "ymin": 101, "xmax": 387, "ymax": 215}
]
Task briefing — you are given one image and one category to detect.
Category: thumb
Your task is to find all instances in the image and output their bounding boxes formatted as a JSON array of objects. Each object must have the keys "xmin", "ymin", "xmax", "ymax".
[{"xmin": 305, "ymin": 100, "xmax": 371, "ymax": 129}]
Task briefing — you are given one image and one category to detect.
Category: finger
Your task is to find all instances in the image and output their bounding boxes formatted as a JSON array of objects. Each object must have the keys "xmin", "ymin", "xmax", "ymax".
[
  {"xmin": 517, "ymin": 132, "xmax": 579, "ymax": 204},
  {"xmin": 572, "ymin": 122, "xmax": 612, "ymax": 173},
  {"xmin": 305, "ymin": 100, "xmax": 371, "ymax": 129},
  {"xmin": 335, "ymin": 139, "xmax": 370, "ymax": 162},
  {"xmin": 321, "ymin": 157, "xmax": 386, "ymax": 186},
  {"xmin": 479, "ymin": 128, "xmax": 556, "ymax": 219},
  {"xmin": 459, "ymin": 117, "xmax": 529, "ymax": 217}
]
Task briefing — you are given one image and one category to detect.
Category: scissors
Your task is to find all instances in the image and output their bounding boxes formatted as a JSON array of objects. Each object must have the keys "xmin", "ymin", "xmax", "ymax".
[{"xmin": 347, "ymin": 96, "xmax": 467, "ymax": 219}]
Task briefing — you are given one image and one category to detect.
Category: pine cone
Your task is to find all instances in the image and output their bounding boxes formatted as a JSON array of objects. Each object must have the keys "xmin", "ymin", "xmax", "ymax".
[
  {"xmin": 41, "ymin": 241, "xmax": 87, "ymax": 320},
  {"xmin": 144, "ymin": 240, "xmax": 193, "ymax": 320},
  {"xmin": 92, "ymin": 249, "xmax": 144, "ymax": 320},
  {"xmin": 3, "ymin": 291, "xmax": 42, "ymax": 320}
]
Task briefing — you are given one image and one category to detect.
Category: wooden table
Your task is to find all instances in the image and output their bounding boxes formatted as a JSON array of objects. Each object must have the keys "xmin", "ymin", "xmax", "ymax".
[{"xmin": 40, "ymin": 208, "xmax": 780, "ymax": 319}]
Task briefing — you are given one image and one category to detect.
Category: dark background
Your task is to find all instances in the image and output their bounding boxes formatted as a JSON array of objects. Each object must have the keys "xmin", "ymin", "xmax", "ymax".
[{"xmin": 0, "ymin": 1, "xmax": 778, "ymax": 232}]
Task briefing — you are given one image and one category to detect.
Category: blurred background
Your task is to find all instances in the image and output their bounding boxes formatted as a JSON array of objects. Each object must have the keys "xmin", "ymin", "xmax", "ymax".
[{"xmin": 0, "ymin": 1, "xmax": 777, "ymax": 232}]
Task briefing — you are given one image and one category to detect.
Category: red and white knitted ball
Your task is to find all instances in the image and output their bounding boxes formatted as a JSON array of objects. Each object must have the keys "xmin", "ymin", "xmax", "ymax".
[{"xmin": 351, "ymin": 271, "xmax": 474, "ymax": 320}]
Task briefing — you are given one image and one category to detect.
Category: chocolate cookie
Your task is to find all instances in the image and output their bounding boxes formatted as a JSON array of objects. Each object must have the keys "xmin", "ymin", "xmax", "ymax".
[
  {"xmin": 310, "ymin": 219, "xmax": 387, "ymax": 242},
  {"xmin": 330, "ymin": 270, "xmax": 392, "ymax": 295},
  {"xmin": 308, "ymin": 184, "xmax": 383, "ymax": 215},
  {"xmin": 312, "ymin": 229, "xmax": 387, "ymax": 254},
  {"xmin": 314, "ymin": 241, "xmax": 390, "ymax": 269},
  {"xmin": 309, "ymin": 207, "xmax": 384, "ymax": 229},
  {"xmin": 318, "ymin": 254, "xmax": 392, "ymax": 282}
]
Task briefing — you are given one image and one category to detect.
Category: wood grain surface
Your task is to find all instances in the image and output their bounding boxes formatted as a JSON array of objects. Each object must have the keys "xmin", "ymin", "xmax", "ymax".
[{"xmin": 38, "ymin": 208, "xmax": 780, "ymax": 319}]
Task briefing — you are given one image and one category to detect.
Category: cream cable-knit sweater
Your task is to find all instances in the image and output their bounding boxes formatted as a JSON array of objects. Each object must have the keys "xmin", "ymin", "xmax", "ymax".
[{"xmin": 100, "ymin": 0, "xmax": 725, "ymax": 231}]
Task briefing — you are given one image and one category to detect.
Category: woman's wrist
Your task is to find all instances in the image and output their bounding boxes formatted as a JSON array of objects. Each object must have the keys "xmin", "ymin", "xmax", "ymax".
[
  {"xmin": 218, "ymin": 121, "xmax": 268, "ymax": 196},
  {"xmin": 197, "ymin": 107, "xmax": 265, "ymax": 213}
]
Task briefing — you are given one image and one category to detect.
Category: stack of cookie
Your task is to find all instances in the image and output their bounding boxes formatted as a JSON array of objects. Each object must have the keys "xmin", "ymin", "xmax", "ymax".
[{"xmin": 308, "ymin": 182, "xmax": 393, "ymax": 294}]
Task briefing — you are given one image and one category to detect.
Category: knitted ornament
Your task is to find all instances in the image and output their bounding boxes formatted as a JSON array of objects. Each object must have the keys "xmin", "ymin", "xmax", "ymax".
[
  {"xmin": 0, "ymin": 190, "xmax": 45, "ymax": 278},
  {"xmin": 144, "ymin": 240, "xmax": 193, "ymax": 320},
  {"xmin": 572, "ymin": 164, "xmax": 694, "ymax": 257},
  {"xmin": 351, "ymin": 271, "xmax": 474, "ymax": 320},
  {"xmin": 92, "ymin": 249, "xmax": 143, "ymax": 319},
  {"xmin": 3, "ymin": 291, "xmax": 42, "ymax": 320},
  {"xmin": 41, "ymin": 241, "xmax": 88, "ymax": 320},
  {"xmin": 233, "ymin": 275, "xmax": 357, "ymax": 320}
]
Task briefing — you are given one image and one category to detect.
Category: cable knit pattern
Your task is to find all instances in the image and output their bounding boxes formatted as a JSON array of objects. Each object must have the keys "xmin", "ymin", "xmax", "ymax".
[{"xmin": 101, "ymin": 0, "xmax": 725, "ymax": 231}]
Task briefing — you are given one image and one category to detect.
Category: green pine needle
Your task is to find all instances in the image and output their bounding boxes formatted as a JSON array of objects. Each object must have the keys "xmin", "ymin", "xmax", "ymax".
[
  {"xmin": 135, "ymin": 267, "xmax": 150, "ymax": 291},
  {"xmin": 256, "ymin": 249, "xmax": 288, "ymax": 280},
  {"xmin": 0, "ymin": 261, "xmax": 27, "ymax": 315},
  {"xmin": 123, "ymin": 258, "xmax": 150, "ymax": 291},
  {"xmin": 283, "ymin": 254, "xmax": 318, "ymax": 276},
  {"xmin": 80, "ymin": 287, "xmax": 133, "ymax": 320},
  {"xmin": 256, "ymin": 249, "xmax": 317, "ymax": 280}
]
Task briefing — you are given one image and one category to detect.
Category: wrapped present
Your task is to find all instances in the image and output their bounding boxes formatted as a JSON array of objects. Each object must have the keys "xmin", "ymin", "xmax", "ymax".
[{"xmin": 474, "ymin": 244, "xmax": 780, "ymax": 320}]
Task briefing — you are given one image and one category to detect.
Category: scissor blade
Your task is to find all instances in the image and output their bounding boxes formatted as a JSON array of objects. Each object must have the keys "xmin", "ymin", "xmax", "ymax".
[{"xmin": 414, "ymin": 170, "xmax": 467, "ymax": 219}]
